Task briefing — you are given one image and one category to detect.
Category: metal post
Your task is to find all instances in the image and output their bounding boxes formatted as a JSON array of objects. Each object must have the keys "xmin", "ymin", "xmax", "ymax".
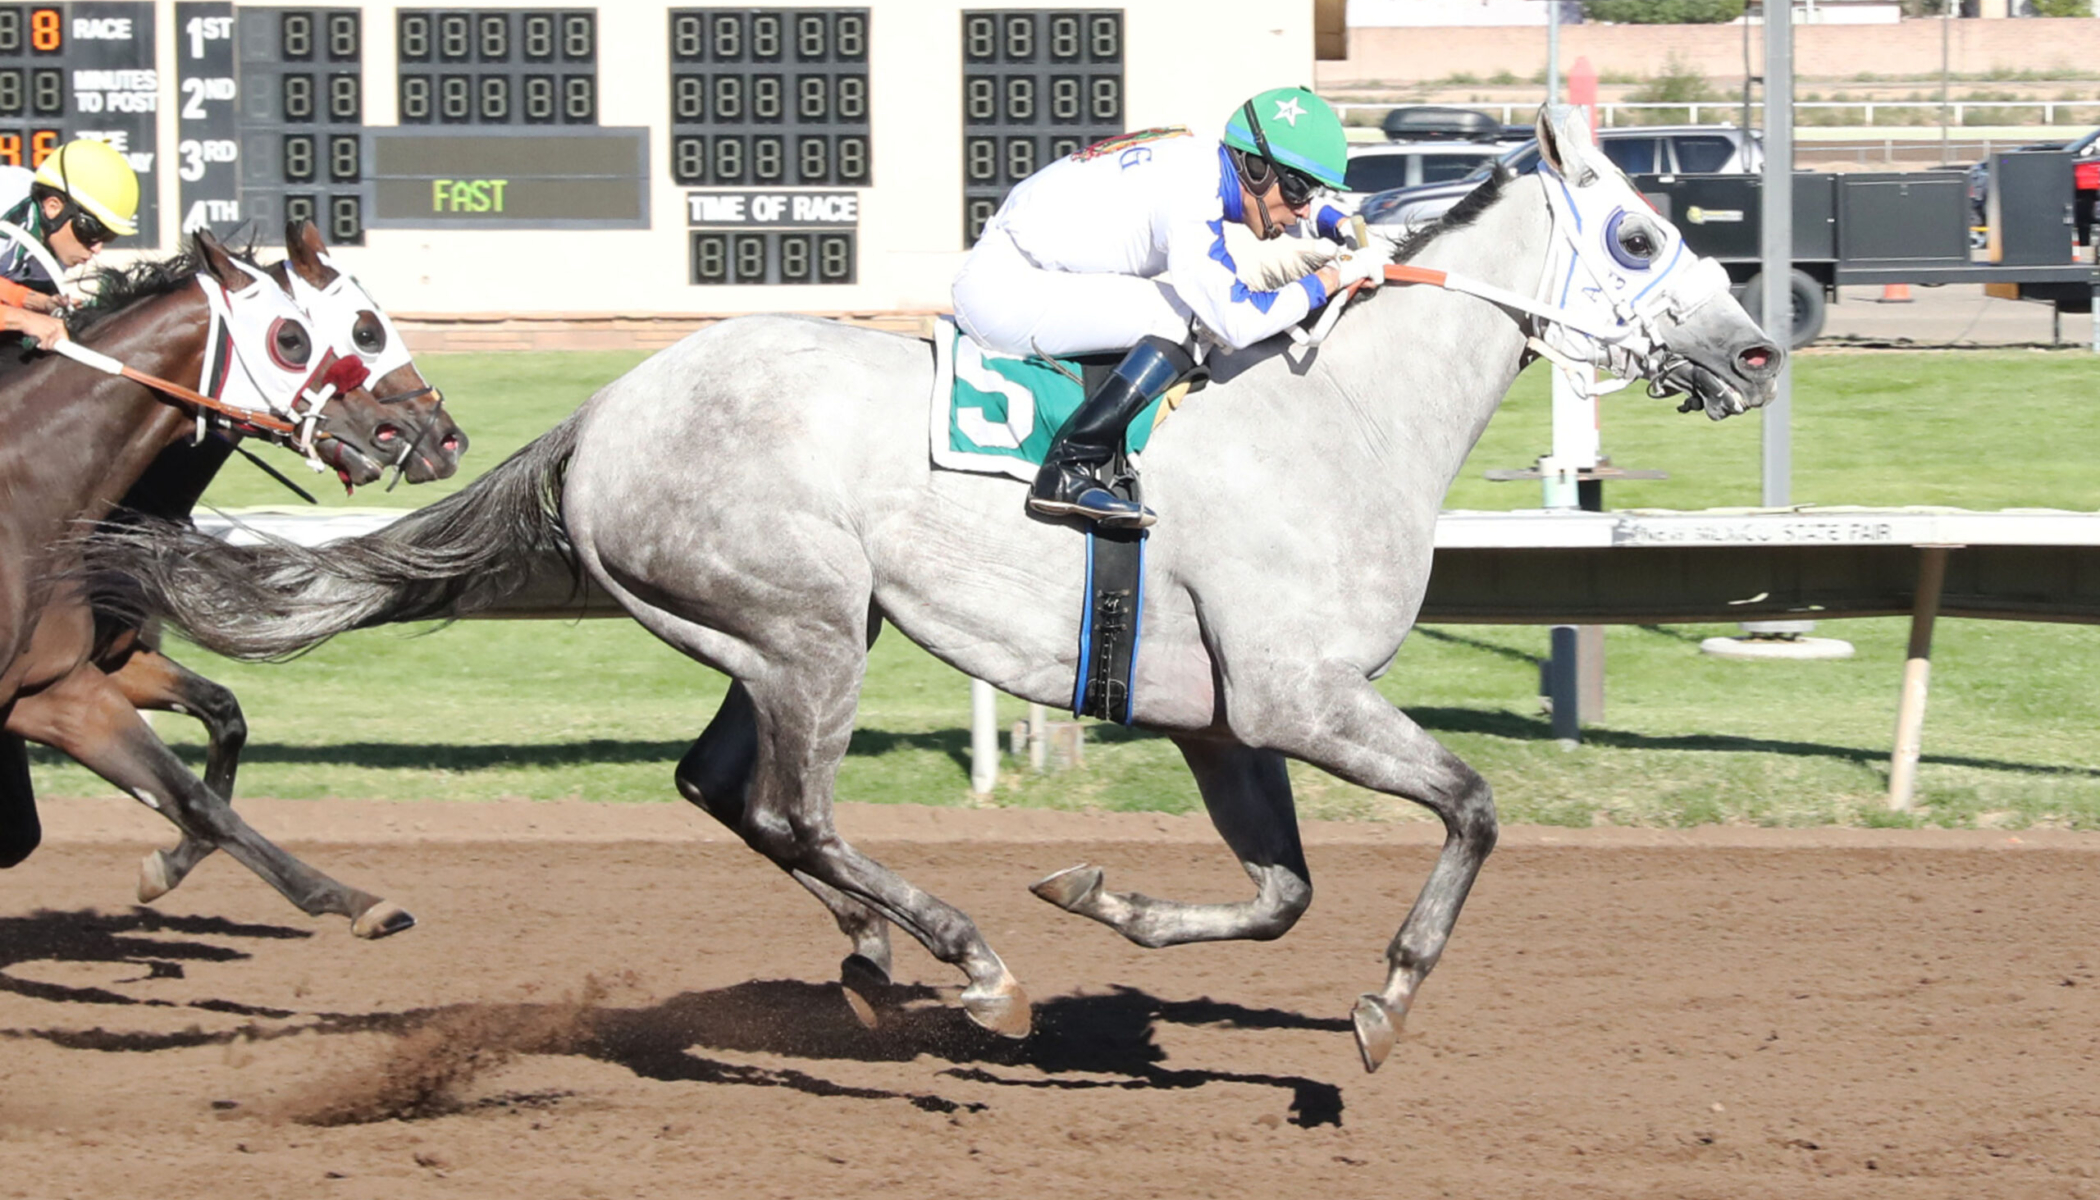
[
  {"xmin": 1938, "ymin": 4, "xmax": 1951, "ymax": 167},
  {"xmin": 1026, "ymin": 701, "xmax": 1047, "ymax": 772},
  {"xmin": 1546, "ymin": 1, "xmax": 1559, "ymax": 105},
  {"xmin": 1760, "ymin": 0, "xmax": 1794, "ymax": 509},
  {"xmin": 1547, "ymin": 625, "xmax": 1581, "ymax": 745},
  {"xmin": 1887, "ymin": 546, "xmax": 1952, "ymax": 811},
  {"xmin": 969, "ymin": 677, "xmax": 998, "ymax": 794}
]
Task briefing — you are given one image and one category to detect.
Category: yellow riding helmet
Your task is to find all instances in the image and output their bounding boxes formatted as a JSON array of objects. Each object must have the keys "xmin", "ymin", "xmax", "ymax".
[{"xmin": 34, "ymin": 138, "xmax": 138, "ymax": 238}]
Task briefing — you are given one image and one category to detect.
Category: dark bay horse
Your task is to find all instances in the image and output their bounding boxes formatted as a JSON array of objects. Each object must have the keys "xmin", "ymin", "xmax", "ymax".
[
  {"xmin": 1, "ymin": 227, "xmax": 412, "ymax": 937},
  {"xmin": 97, "ymin": 222, "xmax": 467, "ymax": 904}
]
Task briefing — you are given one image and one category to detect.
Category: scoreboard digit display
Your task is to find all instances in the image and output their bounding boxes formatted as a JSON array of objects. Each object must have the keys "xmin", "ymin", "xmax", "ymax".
[
  {"xmin": 673, "ymin": 8, "xmax": 867, "ymax": 288},
  {"xmin": 397, "ymin": 8, "xmax": 597, "ymax": 127},
  {"xmin": 689, "ymin": 226, "xmax": 854, "ymax": 287},
  {"xmin": 25, "ymin": 0, "xmax": 1306, "ymax": 315},
  {"xmin": 666, "ymin": 8, "xmax": 867, "ymax": 189},
  {"xmin": 0, "ymin": 1, "xmax": 157, "ymax": 243},
  {"xmin": 960, "ymin": 8, "xmax": 1121, "ymax": 247},
  {"xmin": 236, "ymin": 6, "xmax": 364, "ymax": 244}
]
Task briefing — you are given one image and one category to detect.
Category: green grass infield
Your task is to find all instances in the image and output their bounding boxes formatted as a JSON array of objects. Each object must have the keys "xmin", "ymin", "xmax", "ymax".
[{"xmin": 33, "ymin": 346, "xmax": 2100, "ymax": 829}]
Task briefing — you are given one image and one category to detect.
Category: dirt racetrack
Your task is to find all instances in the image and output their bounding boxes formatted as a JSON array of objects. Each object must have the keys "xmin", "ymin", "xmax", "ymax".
[{"xmin": 3, "ymin": 798, "xmax": 2099, "ymax": 1199}]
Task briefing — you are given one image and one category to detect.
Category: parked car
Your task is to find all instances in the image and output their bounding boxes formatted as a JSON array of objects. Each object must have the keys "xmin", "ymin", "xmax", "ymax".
[
  {"xmin": 1377, "ymin": 105, "xmax": 1527, "ymax": 145},
  {"xmin": 1341, "ymin": 141, "xmax": 1506, "ymax": 203},
  {"xmin": 1361, "ymin": 124, "xmax": 1764, "ymax": 227}
]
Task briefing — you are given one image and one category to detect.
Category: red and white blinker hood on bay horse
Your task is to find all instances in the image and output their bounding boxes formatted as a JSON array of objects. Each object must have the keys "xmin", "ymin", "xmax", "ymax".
[{"xmin": 196, "ymin": 255, "xmax": 369, "ymax": 453}]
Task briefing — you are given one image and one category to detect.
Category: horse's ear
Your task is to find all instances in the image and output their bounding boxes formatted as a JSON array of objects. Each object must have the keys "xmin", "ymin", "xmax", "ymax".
[
  {"xmin": 192, "ymin": 227, "xmax": 242, "ymax": 286},
  {"xmin": 283, "ymin": 218, "xmax": 331, "ymax": 286},
  {"xmin": 1536, "ymin": 104, "xmax": 1596, "ymax": 184}
]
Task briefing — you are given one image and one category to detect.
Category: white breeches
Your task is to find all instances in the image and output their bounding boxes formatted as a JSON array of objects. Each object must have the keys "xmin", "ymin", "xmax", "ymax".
[{"xmin": 951, "ymin": 223, "xmax": 1193, "ymax": 358}]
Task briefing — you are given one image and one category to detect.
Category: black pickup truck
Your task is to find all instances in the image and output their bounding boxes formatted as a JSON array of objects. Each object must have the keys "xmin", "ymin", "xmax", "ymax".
[{"xmin": 1634, "ymin": 158, "xmax": 2096, "ymax": 348}]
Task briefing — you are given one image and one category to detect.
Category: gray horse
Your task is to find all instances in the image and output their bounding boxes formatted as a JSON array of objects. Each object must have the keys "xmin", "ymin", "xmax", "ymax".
[{"xmin": 91, "ymin": 110, "xmax": 1780, "ymax": 1071}]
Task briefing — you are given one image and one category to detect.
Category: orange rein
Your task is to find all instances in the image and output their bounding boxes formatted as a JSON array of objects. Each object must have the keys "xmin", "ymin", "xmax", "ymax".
[
  {"xmin": 54, "ymin": 339, "xmax": 297, "ymax": 437},
  {"xmin": 115, "ymin": 361, "xmax": 298, "ymax": 436}
]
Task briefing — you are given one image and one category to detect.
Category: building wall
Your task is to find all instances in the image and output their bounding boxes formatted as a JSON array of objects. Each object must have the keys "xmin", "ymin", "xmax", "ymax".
[
  {"xmin": 105, "ymin": 0, "xmax": 1312, "ymax": 320},
  {"xmin": 1319, "ymin": 16, "xmax": 2100, "ymax": 85},
  {"xmin": 1348, "ymin": 0, "xmax": 1568, "ymax": 27}
]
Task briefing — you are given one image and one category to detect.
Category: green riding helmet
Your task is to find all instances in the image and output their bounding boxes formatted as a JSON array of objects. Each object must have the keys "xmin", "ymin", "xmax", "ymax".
[{"xmin": 1221, "ymin": 87, "xmax": 1348, "ymax": 191}]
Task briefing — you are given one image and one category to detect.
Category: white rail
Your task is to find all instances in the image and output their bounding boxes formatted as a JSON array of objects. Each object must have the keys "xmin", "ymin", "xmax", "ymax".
[
  {"xmin": 1335, "ymin": 98, "xmax": 2100, "ymax": 129},
  {"xmin": 196, "ymin": 507, "xmax": 2100, "ymax": 808}
]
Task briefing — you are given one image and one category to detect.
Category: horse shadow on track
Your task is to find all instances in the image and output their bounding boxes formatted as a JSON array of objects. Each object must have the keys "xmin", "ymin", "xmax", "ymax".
[
  {"xmin": 0, "ymin": 908, "xmax": 1349, "ymax": 1126},
  {"xmin": 590, "ymin": 979, "xmax": 1350, "ymax": 1125},
  {"xmin": 0, "ymin": 907, "xmax": 310, "ymax": 1016}
]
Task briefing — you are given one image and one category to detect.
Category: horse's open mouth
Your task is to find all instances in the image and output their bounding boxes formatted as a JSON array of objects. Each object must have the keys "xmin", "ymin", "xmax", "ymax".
[
  {"xmin": 1654, "ymin": 337, "xmax": 1782, "ymax": 421},
  {"xmin": 1659, "ymin": 358, "xmax": 1749, "ymax": 420},
  {"xmin": 319, "ymin": 439, "xmax": 384, "ymax": 489}
]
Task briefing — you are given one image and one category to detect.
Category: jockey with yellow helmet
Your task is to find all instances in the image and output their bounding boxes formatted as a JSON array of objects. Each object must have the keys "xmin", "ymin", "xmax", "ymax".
[
  {"xmin": 0, "ymin": 138, "xmax": 139, "ymax": 349},
  {"xmin": 952, "ymin": 87, "xmax": 1391, "ymax": 528}
]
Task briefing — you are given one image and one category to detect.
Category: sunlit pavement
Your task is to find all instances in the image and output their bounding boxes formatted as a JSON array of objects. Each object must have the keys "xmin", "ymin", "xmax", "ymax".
[{"xmin": 1819, "ymin": 283, "xmax": 2095, "ymax": 348}]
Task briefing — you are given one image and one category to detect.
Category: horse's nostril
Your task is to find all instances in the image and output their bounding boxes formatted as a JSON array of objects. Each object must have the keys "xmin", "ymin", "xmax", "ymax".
[
  {"xmin": 375, "ymin": 424, "xmax": 399, "ymax": 443},
  {"xmin": 1739, "ymin": 346, "xmax": 1775, "ymax": 373},
  {"xmin": 442, "ymin": 435, "xmax": 460, "ymax": 452}
]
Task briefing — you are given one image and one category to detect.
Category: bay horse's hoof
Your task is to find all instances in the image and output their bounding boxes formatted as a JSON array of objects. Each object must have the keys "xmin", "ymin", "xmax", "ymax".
[
  {"xmin": 961, "ymin": 969, "xmax": 1032, "ymax": 1039},
  {"xmin": 1030, "ymin": 863, "xmax": 1103, "ymax": 912},
  {"xmin": 839, "ymin": 952, "xmax": 891, "ymax": 1030},
  {"xmin": 1351, "ymin": 993, "xmax": 1402, "ymax": 1073},
  {"xmin": 351, "ymin": 900, "xmax": 416, "ymax": 940},
  {"xmin": 137, "ymin": 849, "xmax": 179, "ymax": 903}
]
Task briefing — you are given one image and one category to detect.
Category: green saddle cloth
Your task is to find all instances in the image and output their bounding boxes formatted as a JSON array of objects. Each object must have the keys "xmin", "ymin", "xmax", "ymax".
[{"xmin": 930, "ymin": 318, "xmax": 1166, "ymax": 482}]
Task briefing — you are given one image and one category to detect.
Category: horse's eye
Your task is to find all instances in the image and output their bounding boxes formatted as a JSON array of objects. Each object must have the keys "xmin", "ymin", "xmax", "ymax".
[
  {"xmin": 352, "ymin": 310, "xmax": 386, "ymax": 355},
  {"xmin": 267, "ymin": 318, "xmax": 312, "ymax": 369},
  {"xmin": 1606, "ymin": 211, "xmax": 1662, "ymax": 270}
]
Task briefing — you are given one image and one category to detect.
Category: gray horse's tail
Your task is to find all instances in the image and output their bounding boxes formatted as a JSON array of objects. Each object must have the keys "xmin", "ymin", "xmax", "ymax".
[{"xmin": 89, "ymin": 410, "xmax": 589, "ymax": 661}]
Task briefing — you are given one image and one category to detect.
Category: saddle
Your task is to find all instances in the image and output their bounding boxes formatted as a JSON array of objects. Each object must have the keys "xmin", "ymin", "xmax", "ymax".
[
  {"xmin": 928, "ymin": 319, "xmax": 1204, "ymax": 724},
  {"xmin": 928, "ymin": 318, "xmax": 1195, "ymax": 481}
]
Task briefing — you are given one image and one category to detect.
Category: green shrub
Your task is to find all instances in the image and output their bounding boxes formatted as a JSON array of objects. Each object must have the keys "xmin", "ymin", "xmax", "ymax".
[
  {"xmin": 1582, "ymin": 0, "xmax": 1746, "ymax": 22},
  {"xmin": 1626, "ymin": 54, "xmax": 1725, "ymax": 103},
  {"xmin": 2030, "ymin": 0, "xmax": 2093, "ymax": 16}
]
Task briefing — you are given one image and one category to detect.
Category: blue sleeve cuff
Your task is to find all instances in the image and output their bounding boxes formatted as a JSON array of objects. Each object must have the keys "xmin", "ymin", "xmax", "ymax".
[
  {"xmin": 1299, "ymin": 272, "xmax": 1328, "ymax": 309},
  {"xmin": 1315, "ymin": 204, "xmax": 1347, "ymax": 241}
]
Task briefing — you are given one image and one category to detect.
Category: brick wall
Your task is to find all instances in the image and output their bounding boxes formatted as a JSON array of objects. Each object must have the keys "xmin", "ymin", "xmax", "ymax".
[{"xmin": 1318, "ymin": 18, "xmax": 2100, "ymax": 87}]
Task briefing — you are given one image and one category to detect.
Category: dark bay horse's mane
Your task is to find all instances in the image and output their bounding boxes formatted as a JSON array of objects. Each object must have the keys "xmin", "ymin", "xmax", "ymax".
[
  {"xmin": 0, "ymin": 243, "xmax": 260, "ymax": 385},
  {"xmin": 65, "ymin": 248, "xmax": 209, "ymax": 339}
]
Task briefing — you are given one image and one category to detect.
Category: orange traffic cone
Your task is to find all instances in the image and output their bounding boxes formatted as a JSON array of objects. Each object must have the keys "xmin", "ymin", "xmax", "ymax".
[{"xmin": 1878, "ymin": 283, "xmax": 1912, "ymax": 303}]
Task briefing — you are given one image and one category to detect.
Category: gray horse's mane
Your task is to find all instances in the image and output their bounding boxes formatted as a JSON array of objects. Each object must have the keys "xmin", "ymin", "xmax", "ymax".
[{"xmin": 1387, "ymin": 163, "xmax": 1513, "ymax": 264}]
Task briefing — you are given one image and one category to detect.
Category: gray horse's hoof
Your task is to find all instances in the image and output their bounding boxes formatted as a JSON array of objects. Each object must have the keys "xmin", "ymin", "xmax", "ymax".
[
  {"xmin": 839, "ymin": 952, "xmax": 891, "ymax": 1030},
  {"xmin": 1030, "ymin": 864, "xmax": 1104, "ymax": 912},
  {"xmin": 1352, "ymin": 993, "xmax": 1402, "ymax": 1073},
  {"xmin": 137, "ymin": 849, "xmax": 180, "ymax": 903},
  {"xmin": 961, "ymin": 969, "xmax": 1032, "ymax": 1039},
  {"xmin": 351, "ymin": 900, "xmax": 416, "ymax": 940}
]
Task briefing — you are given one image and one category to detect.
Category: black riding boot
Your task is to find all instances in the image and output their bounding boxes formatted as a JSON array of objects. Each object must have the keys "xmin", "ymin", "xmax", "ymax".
[{"xmin": 1027, "ymin": 336, "xmax": 1194, "ymax": 529}]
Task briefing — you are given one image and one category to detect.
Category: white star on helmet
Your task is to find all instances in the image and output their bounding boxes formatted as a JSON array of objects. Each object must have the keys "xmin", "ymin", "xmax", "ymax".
[{"xmin": 1272, "ymin": 97, "xmax": 1306, "ymax": 126}]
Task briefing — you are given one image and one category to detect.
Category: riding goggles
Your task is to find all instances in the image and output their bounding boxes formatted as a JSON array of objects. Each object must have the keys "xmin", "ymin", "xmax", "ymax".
[
  {"xmin": 68, "ymin": 207, "xmax": 111, "ymax": 247},
  {"xmin": 1274, "ymin": 164, "xmax": 1321, "ymax": 208}
]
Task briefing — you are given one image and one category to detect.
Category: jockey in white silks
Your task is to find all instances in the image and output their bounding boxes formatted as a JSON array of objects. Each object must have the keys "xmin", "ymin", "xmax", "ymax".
[{"xmin": 951, "ymin": 87, "xmax": 1394, "ymax": 528}]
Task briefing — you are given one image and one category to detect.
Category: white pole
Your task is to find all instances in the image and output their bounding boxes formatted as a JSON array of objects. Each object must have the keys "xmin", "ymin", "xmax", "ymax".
[
  {"xmin": 969, "ymin": 678, "xmax": 998, "ymax": 794},
  {"xmin": 1887, "ymin": 547, "xmax": 1951, "ymax": 811},
  {"xmin": 1027, "ymin": 701, "xmax": 1048, "ymax": 771}
]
